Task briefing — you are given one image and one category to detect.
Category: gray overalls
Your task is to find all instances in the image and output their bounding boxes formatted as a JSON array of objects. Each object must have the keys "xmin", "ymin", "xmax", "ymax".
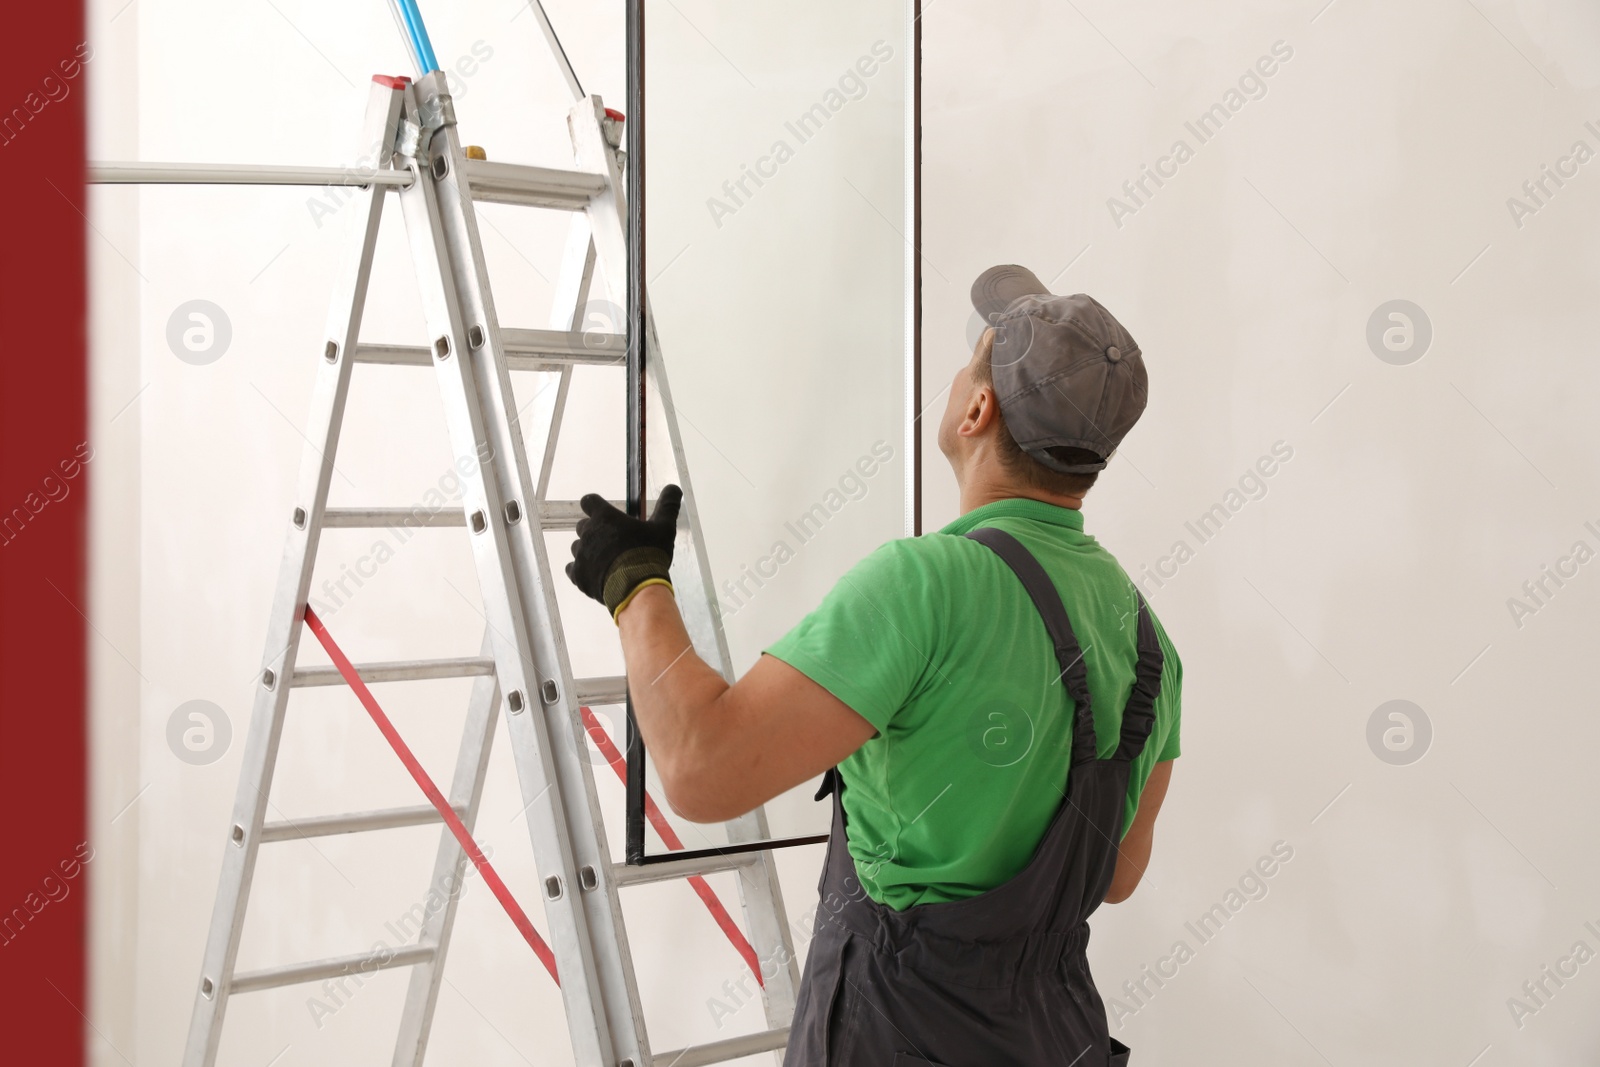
[{"xmin": 784, "ymin": 528, "xmax": 1165, "ymax": 1067}]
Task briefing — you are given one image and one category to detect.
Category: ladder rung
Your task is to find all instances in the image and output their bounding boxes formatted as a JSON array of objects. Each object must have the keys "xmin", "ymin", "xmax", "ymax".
[
  {"xmin": 350, "ymin": 343, "xmax": 434, "ymax": 367},
  {"xmin": 575, "ymin": 676, "xmax": 627, "ymax": 707},
  {"xmin": 611, "ymin": 851, "xmax": 762, "ymax": 888},
  {"xmin": 322, "ymin": 507, "xmax": 465, "ymax": 529},
  {"xmin": 320, "ymin": 501, "xmax": 639, "ymax": 532},
  {"xmin": 506, "ymin": 326, "xmax": 627, "ymax": 363},
  {"xmin": 87, "ymin": 161, "xmax": 415, "ymax": 189},
  {"xmin": 353, "ymin": 326, "xmax": 626, "ymax": 371},
  {"xmin": 230, "ymin": 944, "xmax": 435, "ymax": 994},
  {"xmin": 652, "ymin": 1027, "xmax": 790, "ymax": 1067},
  {"xmin": 539, "ymin": 500, "xmax": 628, "ymax": 531},
  {"xmin": 259, "ymin": 804, "xmax": 462, "ymax": 843},
  {"xmin": 460, "ymin": 157, "xmax": 608, "ymax": 210},
  {"xmin": 538, "ymin": 500, "xmax": 655, "ymax": 530},
  {"xmin": 292, "ymin": 656, "xmax": 496, "ymax": 688}
]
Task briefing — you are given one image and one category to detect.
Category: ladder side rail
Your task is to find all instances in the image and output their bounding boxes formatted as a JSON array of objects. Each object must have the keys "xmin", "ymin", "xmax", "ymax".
[
  {"xmin": 181, "ymin": 78, "xmax": 408, "ymax": 1067},
  {"xmin": 391, "ymin": 630, "xmax": 503, "ymax": 1066},
  {"xmin": 408, "ymin": 73, "xmax": 653, "ymax": 1065},
  {"xmin": 539, "ymin": 368, "xmax": 575, "ymax": 498},
  {"xmin": 568, "ymin": 95, "xmax": 805, "ymax": 1042},
  {"xmin": 535, "ymin": 197, "xmax": 658, "ymax": 1066},
  {"xmin": 537, "ymin": 214, "xmax": 599, "ymax": 498},
  {"xmin": 533, "ymin": 210, "xmax": 659, "ymax": 1064},
  {"xmin": 643, "ymin": 287, "xmax": 805, "ymax": 1036},
  {"xmin": 566, "ymin": 98, "xmax": 731, "ymax": 677},
  {"xmin": 393, "ymin": 76, "xmax": 624, "ymax": 1067}
]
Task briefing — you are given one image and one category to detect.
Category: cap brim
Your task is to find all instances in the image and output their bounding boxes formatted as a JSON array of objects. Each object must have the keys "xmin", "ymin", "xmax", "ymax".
[{"xmin": 971, "ymin": 264, "xmax": 1051, "ymax": 324}]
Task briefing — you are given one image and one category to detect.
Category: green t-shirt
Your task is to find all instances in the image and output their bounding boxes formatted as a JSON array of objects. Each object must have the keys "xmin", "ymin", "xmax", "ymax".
[{"xmin": 765, "ymin": 498, "xmax": 1182, "ymax": 911}]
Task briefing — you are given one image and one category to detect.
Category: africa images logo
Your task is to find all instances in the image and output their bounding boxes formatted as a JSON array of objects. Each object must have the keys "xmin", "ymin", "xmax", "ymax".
[{"xmin": 966, "ymin": 699, "xmax": 1035, "ymax": 768}]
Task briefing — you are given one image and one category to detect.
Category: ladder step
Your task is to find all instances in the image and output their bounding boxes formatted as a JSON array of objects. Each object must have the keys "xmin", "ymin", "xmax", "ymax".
[
  {"xmin": 259, "ymin": 804, "xmax": 463, "ymax": 843},
  {"xmin": 292, "ymin": 656, "xmax": 496, "ymax": 688},
  {"xmin": 354, "ymin": 326, "xmax": 626, "ymax": 371},
  {"xmin": 322, "ymin": 507, "xmax": 466, "ymax": 529},
  {"xmin": 230, "ymin": 944, "xmax": 435, "ymax": 994},
  {"xmin": 87, "ymin": 161, "xmax": 415, "ymax": 189},
  {"xmin": 539, "ymin": 500, "xmax": 622, "ymax": 531},
  {"xmin": 652, "ymin": 1027, "xmax": 790, "ymax": 1067},
  {"xmin": 575, "ymin": 675, "xmax": 627, "ymax": 707},
  {"xmin": 321, "ymin": 501, "xmax": 642, "ymax": 531},
  {"xmin": 610, "ymin": 851, "xmax": 762, "ymax": 888},
  {"xmin": 460, "ymin": 157, "xmax": 608, "ymax": 210}
]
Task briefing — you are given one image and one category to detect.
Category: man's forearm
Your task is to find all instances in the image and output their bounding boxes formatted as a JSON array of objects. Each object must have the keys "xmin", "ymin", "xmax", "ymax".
[
  {"xmin": 1103, "ymin": 759, "xmax": 1173, "ymax": 903},
  {"xmin": 614, "ymin": 584, "xmax": 731, "ymax": 813}
]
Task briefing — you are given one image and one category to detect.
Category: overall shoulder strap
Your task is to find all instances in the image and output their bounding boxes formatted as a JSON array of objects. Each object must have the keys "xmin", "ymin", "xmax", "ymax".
[
  {"xmin": 1115, "ymin": 592, "xmax": 1164, "ymax": 761},
  {"xmin": 965, "ymin": 527, "xmax": 1100, "ymax": 766}
]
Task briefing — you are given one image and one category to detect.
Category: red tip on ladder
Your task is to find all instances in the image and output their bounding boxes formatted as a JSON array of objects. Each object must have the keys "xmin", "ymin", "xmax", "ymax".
[
  {"xmin": 373, "ymin": 75, "xmax": 412, "ymax": 90},
  {"xmin": 603, "ymin": 107, "xmax": 625, "ymax": 123}
]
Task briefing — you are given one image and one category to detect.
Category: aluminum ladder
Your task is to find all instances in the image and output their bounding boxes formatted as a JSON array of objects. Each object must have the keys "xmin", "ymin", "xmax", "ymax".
[{"xmin": 179, "ymin": 70, "xmax": 803, "ymax": 1067}]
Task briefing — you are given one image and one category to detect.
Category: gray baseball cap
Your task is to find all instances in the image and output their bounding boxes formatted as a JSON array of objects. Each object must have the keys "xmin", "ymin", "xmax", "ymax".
[{"xmin": 971, "ymin": 264, "xmax": 1147, "ymax": 474}]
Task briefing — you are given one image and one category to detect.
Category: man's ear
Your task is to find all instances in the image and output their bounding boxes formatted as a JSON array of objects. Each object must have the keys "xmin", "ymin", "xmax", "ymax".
[{"xmin": 961, "ymin": 385, "xmax": 1000, "ymax": 438}]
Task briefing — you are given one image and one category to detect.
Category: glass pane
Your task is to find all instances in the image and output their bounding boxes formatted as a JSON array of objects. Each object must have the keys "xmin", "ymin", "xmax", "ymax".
[{"xmin": 636, "ymin": 0, "xmax": 912, "ymax": 857}]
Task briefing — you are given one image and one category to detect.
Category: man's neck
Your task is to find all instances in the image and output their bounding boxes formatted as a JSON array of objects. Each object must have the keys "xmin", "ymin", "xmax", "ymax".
[
  {"xmin": 953, "ymin": 449, "xmax": 1087, "ymax": 515},
  {"xmin": 959, "ymin": 480, "xmax": 1085, "ymax": 514}
]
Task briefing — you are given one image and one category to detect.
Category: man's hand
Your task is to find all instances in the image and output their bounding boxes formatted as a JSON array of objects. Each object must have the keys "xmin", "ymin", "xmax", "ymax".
[{"xmin": 564, "ymin": 485, "xmax": 683, "ymax": 621}]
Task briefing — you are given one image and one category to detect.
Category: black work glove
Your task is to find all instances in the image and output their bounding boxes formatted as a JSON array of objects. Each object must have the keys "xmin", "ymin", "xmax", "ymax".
[{"xmin": 564, "ymin": 485, "xmax": 683, "ymax": 621}]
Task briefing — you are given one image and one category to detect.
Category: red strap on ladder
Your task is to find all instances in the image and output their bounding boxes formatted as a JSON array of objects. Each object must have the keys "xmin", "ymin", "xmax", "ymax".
[
  {"xmin": 302, "ymin": 607, "xmax": 762, "ymax": 989},
  {"xmin": 302, "ymin": 607, "xmax": 561, "ymax": 984},
  {"xmin": 579, "ymin": 706, "xmax": 764, "ymax": 986}
]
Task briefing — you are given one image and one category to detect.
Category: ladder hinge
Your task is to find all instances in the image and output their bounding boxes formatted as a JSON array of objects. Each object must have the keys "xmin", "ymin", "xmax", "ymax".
[{"xmin": 398, "ymin": 91, "xmax": 458, "ymax": 163}]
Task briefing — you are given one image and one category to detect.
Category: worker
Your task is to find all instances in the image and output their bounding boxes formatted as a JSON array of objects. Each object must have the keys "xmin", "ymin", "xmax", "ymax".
[{"xmin": 565, "ymin": 265, "xmax": 1182, "ymax": 1067}]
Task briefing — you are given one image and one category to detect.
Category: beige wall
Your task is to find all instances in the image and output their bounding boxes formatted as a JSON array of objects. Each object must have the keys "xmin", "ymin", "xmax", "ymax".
[
  {"xmin": 921, "ymin": 1, "xmax": 1600, "ymax": 1063},
  {"xmin": 86, "ymin": 1, "xmax": 143, "ymax": 1064}
]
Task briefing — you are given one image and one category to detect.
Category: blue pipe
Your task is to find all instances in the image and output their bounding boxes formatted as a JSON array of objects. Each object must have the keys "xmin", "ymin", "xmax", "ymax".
[{"xmin": 389, "ymin": 0, "xmax": 440, "ymax": 74}]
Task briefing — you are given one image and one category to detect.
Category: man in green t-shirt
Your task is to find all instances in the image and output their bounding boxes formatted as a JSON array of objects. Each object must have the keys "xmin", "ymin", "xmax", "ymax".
[{"xmin": 567, "ymin": 265, "xmax": 1180, "ymax": 1065}]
